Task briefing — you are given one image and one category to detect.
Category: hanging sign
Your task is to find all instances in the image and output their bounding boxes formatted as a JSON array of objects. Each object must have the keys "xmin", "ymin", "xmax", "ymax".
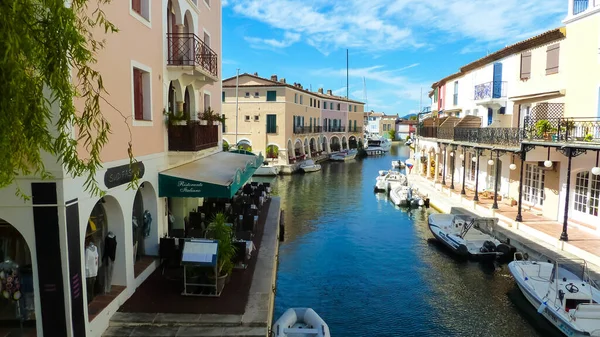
[{"xmin": 104, "ymin": 162, "xmax": 145, "ymax": 189}]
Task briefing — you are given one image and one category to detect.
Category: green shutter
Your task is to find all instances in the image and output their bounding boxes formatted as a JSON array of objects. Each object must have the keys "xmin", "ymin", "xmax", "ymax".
[
  {"xmin": 266, "ymin": 114, "xmax": 276, "ymax": 133},
  {"xmin": 222, "ymin": 91, "xmax": 225, "ymax": 102},
  {"xmin": 354, "ymin": 120, "xmax": 357, "ymax": 131},
  {"xmin": 266, "ymin": 91, "xmax": 276, "ymax": 101}
]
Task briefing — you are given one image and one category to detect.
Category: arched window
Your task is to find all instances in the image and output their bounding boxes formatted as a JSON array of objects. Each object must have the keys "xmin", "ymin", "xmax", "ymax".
[{"xmin": 573, "ymin": 171, "xmax": 600, "ymax": 217}]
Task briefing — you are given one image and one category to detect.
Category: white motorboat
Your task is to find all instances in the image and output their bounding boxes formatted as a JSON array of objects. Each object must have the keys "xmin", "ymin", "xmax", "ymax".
[
  {"xmin": 390, "ymin": 185, "xmax": 410, "ymax": 206},
  {"xmin": 428, "ymin": 214, "xmax": 504, "ymax": 261},
  {"xmin": 273, "ymin": 308, "xmax": 331, "ymax": 337},
  {"xmin": 374, "ymin": 170, "xmax": 408, "ymax": 192},
  {"xmin": 508, "ymin": 258, "xmax": 600, "ymax": 337},
  {"xmin": 253, "ymin": 164, "xmax": 280, "ymax": 176},
  {"xmin": 367, "ymin": 136, "xmax": 392, "ymax": 152},
  {"xmin": 330, "ymin": 149, "xmax": 357, "ymax": 161},
  {"xmin": 392, "ymin": 160, "xmax": 406, "ymax": 169},
  {"xmin": 300, "ymin": 159, "xmax": 321, "ymax": 173}
]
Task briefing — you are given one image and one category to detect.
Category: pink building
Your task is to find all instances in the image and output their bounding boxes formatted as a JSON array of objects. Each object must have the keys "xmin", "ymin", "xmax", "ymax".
[{"xmin": 0, "ymin": 2, "xmax": 264, "ymax": 336}]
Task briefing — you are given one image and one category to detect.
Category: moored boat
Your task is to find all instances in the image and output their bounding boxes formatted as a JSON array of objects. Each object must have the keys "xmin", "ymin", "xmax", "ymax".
[
  {"xmin": 330, "ymin": 149, "xmax": 358, "ymax": 161},
  {"xmin": 374, "ymin": 170, "xmax": 408, "ymax": 192},
  {"xmin": 428, "ymin": 213, "xmax": 503, "ymax": 261},
  {"xmin": 391, "ymin": 160, "xmax": 406, "ymax": 169},
  {"xmin": 253, "ymin": 164, "xmax": 280, "ymax": 176},
  {"xmin": 300, "ymin": 159, "xmax": 321, "ymax": 173},
  {"xmin": 273, "ymin": 308, "xmax": 331, "ymax": 337},
  {"xmin": 508, "ymin": 258, "xmax": 600, "ymax": 337}
]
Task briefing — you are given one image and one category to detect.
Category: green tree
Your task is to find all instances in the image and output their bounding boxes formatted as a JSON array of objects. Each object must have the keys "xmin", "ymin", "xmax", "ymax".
[
  {"xmin": 0, "ymin": 0, "xmax": 128, "ymax": 199},
  {"xmin": 409, "ymin": 115, "xmax": 418, "ymax": 121},
  {"xmin": 387, "ymin": 129, "xmax": 396, "ymax": 140}
]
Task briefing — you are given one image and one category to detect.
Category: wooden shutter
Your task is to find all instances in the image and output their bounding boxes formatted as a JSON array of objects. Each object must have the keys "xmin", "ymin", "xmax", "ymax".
[
  {"xmin": 546, "ymin": 44, "xmax": 560, "ymax": 75},
  {"xmin": 132, "ymin": 0, "xmax": 142, "ymax": 14},
  {"xmin": 133, "ymin": 69, "xmax": 144, "ymax": 120},
  {"xmin": 520, "ymin": 52, "xmax": 531, "ymax": 80}
]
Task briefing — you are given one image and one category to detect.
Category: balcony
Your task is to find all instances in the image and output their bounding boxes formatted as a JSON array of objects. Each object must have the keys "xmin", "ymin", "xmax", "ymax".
[
  {"xmin": 167, "ymin": 33, "xmax": 218, "ymax": 80},
  {"xmin": 168, "ymin": 123, "xmax": 219, "ymax": 151},
  {"xmin": 474, "ymin": 81, "xmax": 507, "ymax": 109},
  {"xmin": 417, "ymin": 126, "xmax": 523, "ymax": 147},
  {"xmin": 525, "ymin": 117, "xmax": 600, "ymax": 144},
  {"xmin": 293, "ymin": 126, "xmax": 323, "ymax": 134},
  {"xmin": 454, "ymin": 128, "xmax": 524, "ymax": 147},
  {"xmin": 574, "ymin": 0, "xmax": 589, "ymax": 15}
]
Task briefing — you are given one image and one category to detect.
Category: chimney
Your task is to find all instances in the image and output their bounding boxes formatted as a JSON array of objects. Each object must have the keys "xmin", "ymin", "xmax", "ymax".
[
  {"xmin": 318, "ymin": 88, "xmax": 324, "ymax": 94},
  {"xmin": 253, "ymin": 72, "xmax": 258, "ymax": 76},
  {"xmin": 297, "ymin": 83, "xmax": 303, "ymax": 89},
  {"xmin": 293, "ymin": 82, "xmax": 297, "ymax": 87},
  {"xmin": 271, "ymin": 74, "xmax": 278, "ymax": 81},
  {"xmin": 280, "ymin": 78, "xmax": 286, "ymax": 84},
  {"xmin": 327, "ymin": 89, "xmax": 333, "ymax": 95}
]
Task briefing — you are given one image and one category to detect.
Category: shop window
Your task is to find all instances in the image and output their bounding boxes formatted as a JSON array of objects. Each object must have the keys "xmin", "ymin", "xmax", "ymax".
[
  {"xmin": 85, "ymin": 201, "xmax": 108, "ymax": 304},
  {"xmin": 0, "ymin": 220, "xmax": 35, "ymax": 322}
]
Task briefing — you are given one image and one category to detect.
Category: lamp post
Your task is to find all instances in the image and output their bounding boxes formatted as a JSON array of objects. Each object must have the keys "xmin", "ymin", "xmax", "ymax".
[
  {"xmin": 235, "ymin": 68, "xmax": 240, "ymax": 149},
  {"xmin": 461, "ymin": 147, "xmax": 467, "ymax": 195}
]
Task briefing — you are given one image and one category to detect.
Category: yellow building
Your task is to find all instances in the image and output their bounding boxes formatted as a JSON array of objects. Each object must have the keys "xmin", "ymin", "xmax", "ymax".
[{"xmin": 222, "ymin": 73, "xmax": 365, "ymax": 165}]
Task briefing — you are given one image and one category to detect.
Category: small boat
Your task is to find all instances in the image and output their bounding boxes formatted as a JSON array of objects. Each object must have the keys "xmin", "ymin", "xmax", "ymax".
[
  {"xmin": 508, "ymin": 258, "xmax": 600, "ymax": 337},
  {"xmin": 428, "ymin": 214, "xmax": 503, "ymax": 261},
  {"xmin": 374, "ymin": 170, "xmax": 407, "ymax": 192},
  {"xmin": 273, "ymin": 308, "xmax": 331, "ymax": 337},
  {"xmin": 300, "ymin": 159, "xmax": 321, "ymax": 173},
  {"xmin": 405, "ymin": 139, "xmax": 413, "ymax": 146},
  {"xmin": 392, "ymin": 160, "xmax": 406, "ymax": 169},
  {"xmin": 253, "ymin": 163, "xmax": 280, "ymax": 176},
  {"xmin": 390, "ymin": 185, "xmax": 410, "ymax": 206},
  {"xmin": 330, "ymin": 149, "xmax": 357, "ymax": 161},
  {"xmin": 367, "ymin": 136, "xmax": 392, "ymax": 152}
]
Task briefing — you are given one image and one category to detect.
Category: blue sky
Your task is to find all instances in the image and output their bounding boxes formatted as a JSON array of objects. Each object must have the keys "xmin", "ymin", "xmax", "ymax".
[{"xmin": 221, "ymin": 0, "xmax": 567, "ymax": 115}]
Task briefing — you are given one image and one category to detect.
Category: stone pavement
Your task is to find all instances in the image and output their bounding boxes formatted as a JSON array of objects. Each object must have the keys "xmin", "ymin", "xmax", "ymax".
[
  {"xmin": 102, "ymin": 198, "xmax": 281, "ymax": 337},
  {"xmin": 409, "ymin": 173, "xmax": 600, "ymax": 271}
]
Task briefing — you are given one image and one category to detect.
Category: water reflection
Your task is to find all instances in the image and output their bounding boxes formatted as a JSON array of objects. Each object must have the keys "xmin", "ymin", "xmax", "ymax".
[{"xmin": 271, "ymin": 143, "xmax": 550, "ymax": 337}]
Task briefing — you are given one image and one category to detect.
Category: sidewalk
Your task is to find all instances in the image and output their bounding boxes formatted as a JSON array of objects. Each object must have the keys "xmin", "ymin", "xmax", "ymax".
[{"xmin": 409, "ymin": 173, "xmax": 600, "ymax": 270}]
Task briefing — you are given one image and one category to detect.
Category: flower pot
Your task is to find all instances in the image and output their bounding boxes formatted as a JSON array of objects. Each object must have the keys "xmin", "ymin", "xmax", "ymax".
[
  {"xmin": 172, "ymin": 120, "xmax": 187, "ymax": 126},
  {"xmin": 199, "ymin": 120, "xmax": 208, "ymax": 125},
  {"xmin": 217, "ymin": 274, "xmax": 227, "ymax": 293},
  {"xmin": 511, "ymin": 199, "xmax": 517, "ymax": 206},
  {"xmin": 225, "ymin": 273, "xmax": 232, "ymax": 284}
]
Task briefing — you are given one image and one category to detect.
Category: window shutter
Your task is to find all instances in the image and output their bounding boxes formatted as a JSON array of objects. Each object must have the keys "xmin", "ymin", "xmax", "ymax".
[
  {"xmin": 134, "ymin": 69, "xmax": 143, "ymax": 120},
  {"xmin": 520, "ymin": 52, "xmax": 532, "ymax": 80},
  {"xmin": 546, "ymin": 44, "xmax": 560, "ymax": 75}
]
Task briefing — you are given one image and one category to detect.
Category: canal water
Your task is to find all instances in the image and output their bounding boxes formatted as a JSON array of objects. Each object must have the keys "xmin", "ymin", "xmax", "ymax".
[{"xmin": 260, "ymin": 143, "xmax": 560, "ymax": 337}]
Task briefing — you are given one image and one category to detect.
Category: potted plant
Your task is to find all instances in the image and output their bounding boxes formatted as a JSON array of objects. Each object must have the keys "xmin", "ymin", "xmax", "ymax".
[
  {"xmin": 585, "ymin": 133, "xmax": 594, "ymax": 142},
  {"xmin": 204, "ymin": 213, "xmax": 237, "ymax": 294},
  {"xmin": 164, "ymin": 108, "xmax": 189, "ymax": 126},
  {"xmin": 198, "ymin": 107, "xmax": 225, "ymax": 126},
  {"xmin": 534, "ymin": 120, "xmax": 555, "ymax": 140},
  {"xmin": 510, "ymin": 197, "xmax": 517, "ymax": 206}
]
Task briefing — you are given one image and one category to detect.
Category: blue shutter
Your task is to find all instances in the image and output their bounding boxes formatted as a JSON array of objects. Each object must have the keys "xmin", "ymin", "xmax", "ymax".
[
  {"xmin": 492, "ymin": 63, "xmax": 503, "ymax": 98},
  {"xmin": 487, "ymin": 108, "xmax": 493, "ymax": 126}
]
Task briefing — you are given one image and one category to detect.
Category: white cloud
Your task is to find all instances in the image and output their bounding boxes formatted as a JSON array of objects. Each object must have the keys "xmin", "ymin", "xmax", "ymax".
[
  {"xmin": 227, "ymin": 0, "xmax": 566, "ymax": 55},
  {"xmin": 244, "ymin": 31, "xmax": 301, "ymax": 50},
  {"xmin": 311, "ymin": 65, "xmax": 432, "ymax": 113}
]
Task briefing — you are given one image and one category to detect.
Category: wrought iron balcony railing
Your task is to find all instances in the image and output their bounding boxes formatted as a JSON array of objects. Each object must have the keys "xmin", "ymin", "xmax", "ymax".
[
  {"xmin": 418, "ymin": 126, "xmax": 438, "ymax": 138},
  {"xmin": 454, "ymin": 128, "xmax": 524, "ymax": 147},
  {"xmin": 574, "ymin": 0, "xmax": 589, "ymax": 15},
  {"xmin": 167, "ymin": 33, "xmax": 218, "ymax": 78},
  {"xmin": 168, "ymin": 123, "xmax": 219, "ymax": 151},
  {"xmin": 525, "ymin": 117, "xmax": 600, "ymax": 143},
  {"xmin": 474, "ymin": 81, "xmax": 507, "ymax": 100},
  {"xmin": 293, "ymin": 126, "xmax": 324, "ymax": 134},
  {"xmin": 325, "ymin": 126, "xmax": 346, "ymax": 133},
  {"xmin": 437, "ymin": 127, "xmax": 454, "ymax": 140}
]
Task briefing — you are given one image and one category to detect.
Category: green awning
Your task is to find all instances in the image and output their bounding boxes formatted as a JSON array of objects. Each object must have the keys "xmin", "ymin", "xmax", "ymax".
[{"xmin": 159, "ymin": 151, "xmax": 264, "ymax": 199}]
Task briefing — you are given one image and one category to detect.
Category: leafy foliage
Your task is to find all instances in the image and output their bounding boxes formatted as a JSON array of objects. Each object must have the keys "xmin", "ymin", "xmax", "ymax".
[
  {"xmin": 205, "ymin": 213, "xmax": 237, "ymax": 276},
  {"xmin": 387, "ymin": 129, "xmax": 396, "ymax": 140},
  {"xmin": 0, "ymin": 0, "xmax": 132, "ymax": 199}
]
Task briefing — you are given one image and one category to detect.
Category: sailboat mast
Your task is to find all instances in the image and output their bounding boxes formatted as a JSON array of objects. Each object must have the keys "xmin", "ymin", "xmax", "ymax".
[
  {"xmin": 346, "ymin": 49, "xmax": 349, "ymax": 99},
  {"xmin": 235, "ymin": 68, "xmax": 240, "ymax": 148},
  {"xmin": 363, "ymin": 77, "xmax": 369, "ymax": 112}
]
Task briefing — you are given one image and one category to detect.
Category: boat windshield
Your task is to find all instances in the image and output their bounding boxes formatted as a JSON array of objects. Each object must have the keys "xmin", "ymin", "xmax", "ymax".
[{"xmin": 550, "ymin": 259, "xmax": 592, "ymax": 284}]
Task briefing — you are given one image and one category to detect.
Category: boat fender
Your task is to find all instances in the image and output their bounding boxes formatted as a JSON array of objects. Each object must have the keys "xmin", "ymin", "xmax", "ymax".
[{"xmin": 537, "ymin": 301, "xmax": 547, "ymax": 314}]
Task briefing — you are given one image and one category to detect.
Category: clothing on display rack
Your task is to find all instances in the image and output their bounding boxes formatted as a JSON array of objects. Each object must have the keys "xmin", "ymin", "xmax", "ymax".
[
  {"xmin": 85, "ymin": 242, "xmax": 99, "ymax": 303},
  {"xmin": 0, "ymin": 259, "xmax": 21, "ymax": 301},
  {"xmin": 143, "ymin": 210, "xmax": 152, "ymax": 238},
  {"xmin": 102, "ymin": 232, "xmax": 116, "ymax": 294}
]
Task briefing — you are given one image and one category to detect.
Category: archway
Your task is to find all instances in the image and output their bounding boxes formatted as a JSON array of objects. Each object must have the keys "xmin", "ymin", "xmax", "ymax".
[
  {"xmin": 266, "ymin": 144, "xmax": 279, "ymax": 162},
  {"xmin": 0, "ymin": 219, "xmax": 35, "ymax": 326},
  {"xmin": 294, "ymin": 139, "xmax": 304, "ymax": 159},
  {"xmin": 83, "ymin": 196, "xmax": 125, "ymax": 306},
  {"xmin": 309, "ymin": 138, "xmax": 316, "ymax": 157},
  {"xmin": 237, "ymin": 139, "xmax": 252, "ymax": 152},
  {"xmin": 132, "ymin": 183, "xmax": 159, "ymax": 269},
  {"xmin": 321, "ymin": 136, "xmax": 329, "ymax": 154},
  {"xmin": 341, "ymin": 136, "xmax": 348, "ymax": 150},
  {"xmin": 330, "ymin": 136, "xmax": 341, "ymax": 152},
  {"xmin": 183, "ymin": 10, "xmax": 195, "ymax": 66},
  {"xmin": 349, "ymin": 136, "xmax": 357, "ymax": 149},
  {"xmin": 222, "ymin": 139, "xmax": 230, "ymax": 152},
  {"xmin": 168, "ymin": 80, "xmax": 184, "ymax": 115}
]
